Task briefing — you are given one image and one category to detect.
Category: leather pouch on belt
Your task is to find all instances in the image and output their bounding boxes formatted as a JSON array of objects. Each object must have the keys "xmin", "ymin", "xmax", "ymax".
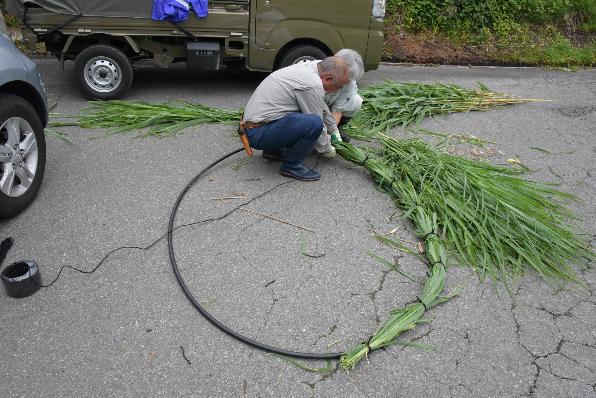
[{"xmin": 237, "ymin": 115, "xmax": 254, "ymax": 157}]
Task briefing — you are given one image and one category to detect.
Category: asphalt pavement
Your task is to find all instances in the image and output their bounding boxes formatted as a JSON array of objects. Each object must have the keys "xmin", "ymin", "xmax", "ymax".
[{"xmin": 0, "ymin": 60, "xmax": 595, "ymax": 397}]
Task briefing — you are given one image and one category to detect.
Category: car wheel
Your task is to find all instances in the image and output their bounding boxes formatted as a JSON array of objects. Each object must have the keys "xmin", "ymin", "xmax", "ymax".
[
  {"xmin": 277, "ymin": 45, "xmax": 327, "ymax": 69},
  {"xmin": 75, "ymin": 44, "xmax": 133, "ymax": 100},
  {"xmin": 0, "ymin": 94, "xmax": 46, "ymax": 219}
]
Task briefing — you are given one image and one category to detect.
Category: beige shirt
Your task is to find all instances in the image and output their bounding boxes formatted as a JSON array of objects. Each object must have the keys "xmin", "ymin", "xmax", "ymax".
[{"xmin": 243, "ymin": 61, "xmax": 338, "ymax": 133}]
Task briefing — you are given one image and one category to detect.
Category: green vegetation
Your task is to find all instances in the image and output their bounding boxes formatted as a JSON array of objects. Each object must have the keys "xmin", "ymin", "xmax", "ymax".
[
  {"xmin": 59, "ymin": 82, "xmax": 594, "ymax": 369},
  {"xmin": 335, "ymin": 132, "xmax": 593, "ymax": 369},
  {"xmin": 386, "ymin": 0, "xmax": 595, "ymax": 67},
  {"xmin": 0, "ymin": 0, "xmax": 17, "ymax": 28},
  {"xmin": 51, "ymin": 100, "xmax": 241, "ymax": 138},
  {"xmin": 335, "ymin": 78, "xmax": 593, "ymax": 368},
  {"xmin": 335, "ymin": 161, "xmax": 457, "ymax": 369},
  {"xmin": 389, "ymin": 0, "xmax": 595, "ymax": 34},
  {"xmin": 347, "ymin": 81, "xmax": 536, "ymax": 140}
]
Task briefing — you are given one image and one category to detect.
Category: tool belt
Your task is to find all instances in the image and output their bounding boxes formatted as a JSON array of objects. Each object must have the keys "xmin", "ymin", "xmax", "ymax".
[{"xmin": 237, "ymin": 113, "xmax": 262, "ymax": 157}]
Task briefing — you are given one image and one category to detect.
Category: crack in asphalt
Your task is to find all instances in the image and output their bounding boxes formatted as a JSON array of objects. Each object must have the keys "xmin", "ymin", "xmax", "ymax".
[
  {"xmin": 302, "ymin": 381, "xmax": 316, "ymax": 398},
  {"xmin": 260, "ymin": 297, "xmax": 281, "ymax": 330},
  {"xmin": 511, "ymin": 284, "xmax": 596, "ymax": 397},
  {"xmin": 454, "ymin": 329, "xmax": 472, "ymax": 371},
  {"xmin": 449, "ymin": 382, "xmax": 474, "ymax": 398},
  {"xmin": 312, "ymin": 298, "xmax": 355, "ymax": 347},
  {"xmin": 368, "ymin": 267, "xmax": 392, "ymax": 325}
]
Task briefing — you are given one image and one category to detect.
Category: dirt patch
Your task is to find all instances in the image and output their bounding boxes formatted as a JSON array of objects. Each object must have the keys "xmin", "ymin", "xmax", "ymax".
[
  {"xmin": 383, "ymin": 27, "xmax": 595, "ymax": 67},
  {"xmin": 385, "ymin": 30, "xmax": 488, "ymax": 65}
]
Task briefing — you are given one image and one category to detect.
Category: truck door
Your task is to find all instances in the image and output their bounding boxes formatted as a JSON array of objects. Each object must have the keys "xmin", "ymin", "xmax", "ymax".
[{"xmin": 249, "ymin": 0, "xmax": 373, "ymax": 71}]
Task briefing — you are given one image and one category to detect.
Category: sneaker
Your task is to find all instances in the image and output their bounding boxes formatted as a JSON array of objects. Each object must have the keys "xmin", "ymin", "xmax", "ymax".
[
  {"xmin": 262, "ymin": 150, "xmax": 284, "ymax": 161},
  {"xmin": 280, "ymin": 164, "xmax": 321, "ymax": 181},
  {"xmin": 338, "ymin": 125, "xmax": 351, "ymax": 143}
]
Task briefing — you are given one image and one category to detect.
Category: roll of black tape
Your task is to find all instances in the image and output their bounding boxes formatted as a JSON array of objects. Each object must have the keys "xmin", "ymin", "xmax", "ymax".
[{"xmin": 1, "ymin": 261, "xmax": 42, "ymax": 298}]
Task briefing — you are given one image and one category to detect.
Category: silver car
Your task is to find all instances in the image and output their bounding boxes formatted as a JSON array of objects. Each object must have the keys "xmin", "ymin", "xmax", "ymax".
[{"xmin": 0, "ymin": 31, "xmax": 47, "ymax": 218}]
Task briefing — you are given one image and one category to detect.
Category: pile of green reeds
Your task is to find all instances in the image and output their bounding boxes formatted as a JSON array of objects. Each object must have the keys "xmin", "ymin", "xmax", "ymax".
[
  {"xmin": 335, "ymin": 139, "xmax": 593, "ymax": 368},
  {"xmin": 346, "ymin": 81, "xmax": 540, "ymax": 139},
  {"xmin": 337, "ymin": 137, "xmax": 593, "ymax": 285},
  {"xmin": 51, "ymin": 82, "xmax": 593, "ymax": 371},
  {"xmin": 51, "ymin": 100, "xmax": 241, "ymax": 138}
]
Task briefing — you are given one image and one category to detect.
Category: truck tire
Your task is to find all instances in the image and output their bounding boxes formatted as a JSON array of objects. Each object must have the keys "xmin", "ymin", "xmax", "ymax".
[
  {"xmin": 75, "ymin": 44, "xmax": 133, "ymax": 100},
  {"xmin": 0, "ymin": 94, "xmax": 46, "ymax": 219},
  {"xmin": 277, "ymin": 45, "xmax": 327, "ymax": 69}
]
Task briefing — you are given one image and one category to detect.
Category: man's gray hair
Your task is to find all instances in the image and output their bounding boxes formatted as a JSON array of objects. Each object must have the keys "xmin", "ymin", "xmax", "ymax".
[
  {"xmin": 335, "ymin": 49, "xmax": 364, "ymax": 81},
  {"xmin": 318, "ymin": 56, "xmax": 348, "ymax": 80}
]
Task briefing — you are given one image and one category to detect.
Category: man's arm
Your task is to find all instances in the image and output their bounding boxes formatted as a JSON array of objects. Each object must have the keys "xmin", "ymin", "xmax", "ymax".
[
  {"xmin": 332, "ymin": 111, "xmax": 342, "ymax": 125},
  {"xmin": 295, "ymin": 88, "xmax": 339, "ymax": 133}
]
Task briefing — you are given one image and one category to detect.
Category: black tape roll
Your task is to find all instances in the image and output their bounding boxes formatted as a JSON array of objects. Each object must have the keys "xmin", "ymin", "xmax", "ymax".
[{"xmin": 1, "ymin": 261, "xmax": 42, "ymax": 298}]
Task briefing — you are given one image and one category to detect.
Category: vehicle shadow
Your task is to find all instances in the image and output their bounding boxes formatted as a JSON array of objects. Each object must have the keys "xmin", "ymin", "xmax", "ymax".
[{"xmin": 132, "ymin": 64, "xmax": 268, "ymax": 98}]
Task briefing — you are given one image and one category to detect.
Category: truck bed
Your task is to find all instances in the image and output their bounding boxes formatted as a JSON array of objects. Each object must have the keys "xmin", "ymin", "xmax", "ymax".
[{"xmin": 21, "ymin": 2, "xmax": 249, "ymax": 38}]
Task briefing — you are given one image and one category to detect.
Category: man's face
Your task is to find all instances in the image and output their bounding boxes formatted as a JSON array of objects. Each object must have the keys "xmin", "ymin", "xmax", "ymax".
[{"xmin": 321, "ymin": 70, "xmax": 349, "ymax": 93}]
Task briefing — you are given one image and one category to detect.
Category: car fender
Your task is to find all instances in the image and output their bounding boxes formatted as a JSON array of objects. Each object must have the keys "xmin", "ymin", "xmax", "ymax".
[
  {"xmin": 263, "ymin": 20, "xmax": 343, "ymax": 54},
  {"xmin": 0, "ymin": 35, "xmax": 27, "ymax": 86}
]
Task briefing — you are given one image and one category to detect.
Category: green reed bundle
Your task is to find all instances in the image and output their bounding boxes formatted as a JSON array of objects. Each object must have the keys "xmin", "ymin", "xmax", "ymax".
[
  {"xmin": 51, "ymin": 100, "xmax": 241, "ymax": 137},
  {"xmin": 337, "ymin": 139, "xmax": 592, "ymax": 284},
  {"xmin": 346, "ymin": 81, "xmax": 540, "ymax": 139},
  {"xmin": 340, "ymin": 209, "xmax": 457, "ymax": 369},
  {"xmin": 335, "ymin": 140, "xmax": 593, "ymax": 368},
  {"xmin": 378, "ymin": 135, "xmax": 592, "ymax": 283}
]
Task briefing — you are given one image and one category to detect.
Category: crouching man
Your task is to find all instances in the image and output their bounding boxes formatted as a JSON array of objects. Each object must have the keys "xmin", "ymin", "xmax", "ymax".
[
  {"xmin": 325, "ymin": 49, "xmax": 365, "ymax": 143},
  {"xmin": 310, "ymin": 49, "xmax": 364, "ymax": 156},
  {"xmin": 240, "ymin": 56, "xmax": 349, "ymax": 181}
]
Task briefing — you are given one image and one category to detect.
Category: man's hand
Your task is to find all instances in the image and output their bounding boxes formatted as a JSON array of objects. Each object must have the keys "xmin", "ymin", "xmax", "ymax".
[{"xmin": 330, "ymin": 131, "xmax": 343, "ymax": 143}]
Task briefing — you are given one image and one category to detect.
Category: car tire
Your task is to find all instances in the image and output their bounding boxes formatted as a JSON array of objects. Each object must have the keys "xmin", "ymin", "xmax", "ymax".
[
  {"xmin": 75, "ymin": 44, "xmax": 133, "ymax": 100},
  {"xmin": 0, "ymin": 93, "xmax": 46, "ymax": 219},
  {"xmin": 277, "ymin": 45, "xmax": 327, "ymax": 69}
]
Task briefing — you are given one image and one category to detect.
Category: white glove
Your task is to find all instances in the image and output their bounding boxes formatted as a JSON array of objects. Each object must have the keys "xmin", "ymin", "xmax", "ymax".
[{"xmin": 330, "ymin": 131, "xmax": 343, "ymax": 143}]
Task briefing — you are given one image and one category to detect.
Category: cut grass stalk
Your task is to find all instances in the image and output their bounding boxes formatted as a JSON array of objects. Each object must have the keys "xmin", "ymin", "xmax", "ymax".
[
  {"xmin": 276, "ymin": 355, "xmax": 334, "ymax": 374},
  {"xmin": 346, "ymin": 81, "xmax": 543, "ymax": 140},
  {"xmin": 51, "ymin": 100, "xmax": 241, "ymax": 138},
  {"xmin": 409, "ymin": 128, "xmax": 495, "ymax": 148}
]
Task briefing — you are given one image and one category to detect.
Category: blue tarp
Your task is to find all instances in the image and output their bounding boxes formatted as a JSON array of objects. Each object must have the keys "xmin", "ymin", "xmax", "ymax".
[
  {"xmin": 152, "ymin": 0, "xmax": 207, "ymax": 23},
  {"xmin": 190, "ymin": 0, "xmax": 208, "ymax": 18}
]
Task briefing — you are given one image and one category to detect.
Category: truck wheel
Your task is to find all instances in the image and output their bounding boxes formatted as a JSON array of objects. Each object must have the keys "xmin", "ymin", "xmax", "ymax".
[
  {"xmin": 277, "ymin": 45, "xmax": 327, "ymax": 69},
  {"xmin": 75, "ymin": 44, "xmax": 133, "ymax": 99},
  {"xmin": 0, "ymin": 94, "xmax": 46, "ymax": 219}
]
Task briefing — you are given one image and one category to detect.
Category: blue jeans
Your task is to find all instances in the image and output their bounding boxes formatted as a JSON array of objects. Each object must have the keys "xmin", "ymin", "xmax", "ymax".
[{"xmin": 245, "ymin": 113, "xmax": 323, "ymax": 169}]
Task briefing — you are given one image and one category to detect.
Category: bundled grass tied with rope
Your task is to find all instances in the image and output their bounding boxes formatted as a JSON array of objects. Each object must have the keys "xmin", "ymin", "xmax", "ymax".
[
  {"xmin": 346, "ymin": 81, "xmax": 543, "ymax": 140},
  {"xmin": 335, "ymin": 139, "xmax": 593, "ymax": 368},
  {"xmin": 335, "ymin": 142, "xmax": 456, "ymax": 369},
  {"xmin": 51, "ymin": 100, "xmax": 241, "ymax": 138},
  {"xmin": 338, "ymin": 164, "xmax": 458, "ymax": 368}
]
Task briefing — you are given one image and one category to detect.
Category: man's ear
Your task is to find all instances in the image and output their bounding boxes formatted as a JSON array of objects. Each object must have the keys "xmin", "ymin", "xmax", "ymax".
[{"xmin": 324, "ymin": 74, "xmax": 337, "ymax": 86}]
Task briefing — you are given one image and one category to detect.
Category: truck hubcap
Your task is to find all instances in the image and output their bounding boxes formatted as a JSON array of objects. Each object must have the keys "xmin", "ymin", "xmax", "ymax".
[
  {"xmin": 0, "ymin": 117, "xmax": 38, "ymax": 198},
  {"xmin": 292, "ymin": 55, "xmax": 318, "ymax": 64},
  {"xmin": 84, "ymin": 56, "xmax": 121, "ymax": 93}
]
